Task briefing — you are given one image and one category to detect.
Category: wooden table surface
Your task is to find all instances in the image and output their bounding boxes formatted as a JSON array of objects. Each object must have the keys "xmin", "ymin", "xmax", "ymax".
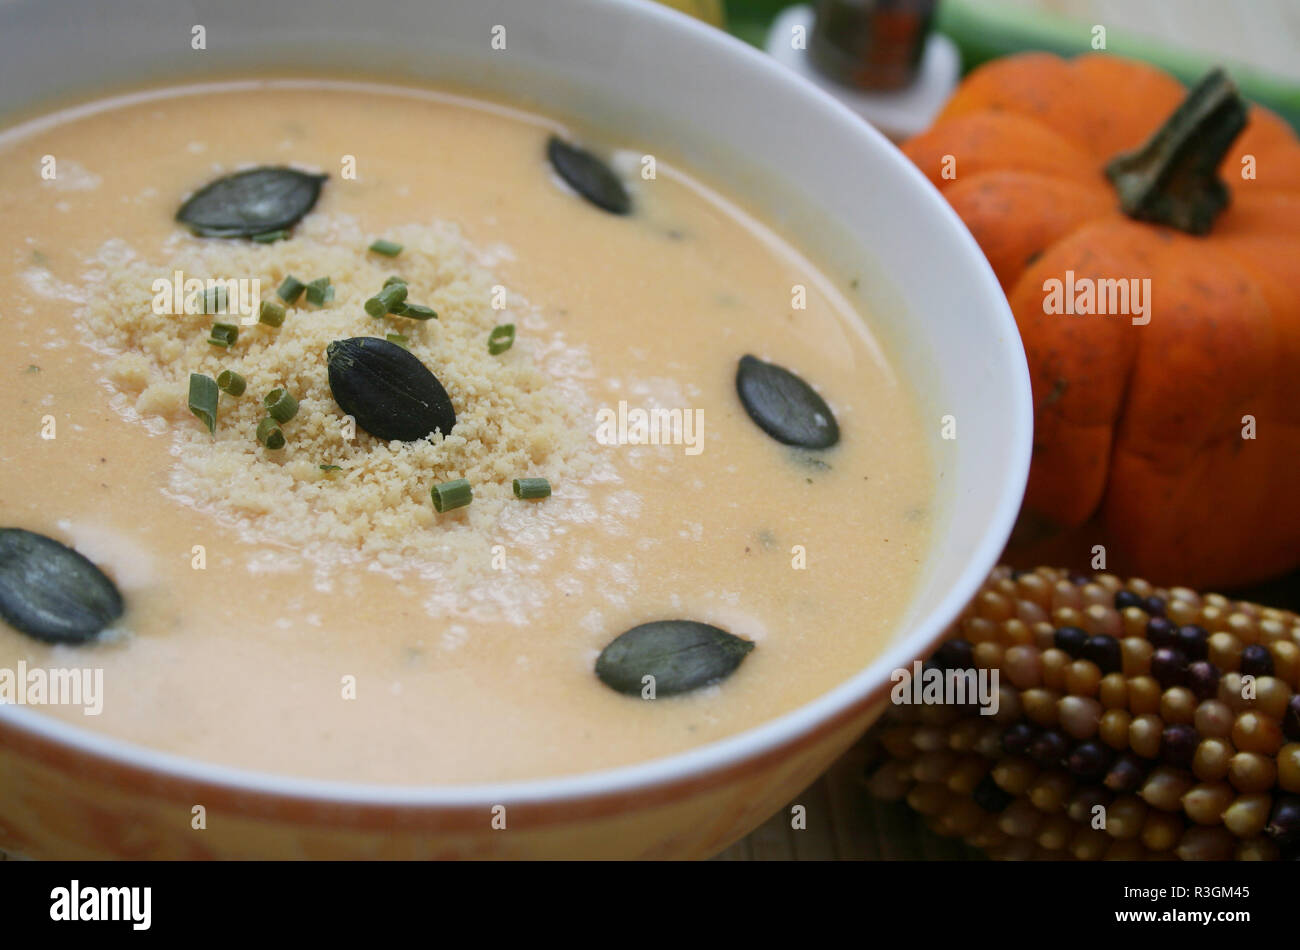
[{"xmin": 715, "ymin": 735, "xmax": 983, "ymax": 860}]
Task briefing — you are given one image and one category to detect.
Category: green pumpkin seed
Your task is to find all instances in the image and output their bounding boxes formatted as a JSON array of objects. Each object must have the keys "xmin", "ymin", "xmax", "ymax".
[
  {"xmin": 595, "ymin": 620, "xmax": 754, "ymax": 697},
  {"xmin": 735, "ymin": 354, "xmax": 840, "ymax": 449},
  {"xmin": 176, "ymin": 167, "xmax": 326, "ymax": 238},
  {"xmin": 326, "ymin": 337, "xmax": 456, "ymax": 442},
  {"xmin": 546, "ymin": 137, "xmax": 631, "ymax": 215},
  {"xmin": 0, "ymin": 528, "xmax": 124, "ymax": 644}
]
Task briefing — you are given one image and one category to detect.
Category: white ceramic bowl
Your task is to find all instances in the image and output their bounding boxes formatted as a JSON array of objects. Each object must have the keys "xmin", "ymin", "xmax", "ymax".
[{"xmin": 0, "ymin": 0, "xmax": 1031, "ymax": 859}]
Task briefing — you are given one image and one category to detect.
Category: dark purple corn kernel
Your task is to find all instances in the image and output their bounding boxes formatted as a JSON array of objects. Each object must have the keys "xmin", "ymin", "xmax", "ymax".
[
  {"xmin": 1104, "ymin": 753, "xmax": 1149, "ymax": 793},
  {"xmin": 1176, "ymin": 624, "xmax": 1209, "ymax": 661},
  {"xmin": 1068, "ymin": 572, "xmax": 1091, "ymax": 586},
  {"xmin": 1240, "ymin": 644, "xmax": 1275, "ymax": 679},
  {"xmin": 1029, "ymin": 729, "xmax": 1070, "ymax": 768},
  {"xmin": 1161, "ymin": 724, "xmax": 1198, "ymax": 768},
  {"xmin": 1143, "ymin": 596, "xmax": 1166, "ymax": 617},
  {"xmin": 1266, "ymin": 796, "xmax": 1300, "ymax": 846},
  {"xmin": 973, "ymin": 773, "xmax": 1015, "ymax": 813},
  {"xmin": 1145, "ymin": 616, "xmax": 1179, "ymax": 649},
  {"xmin": 1187, "ymin": 661, "xmax": 1221, "ymax": 701},
  {"xmin": 1083, "ymin": 634, "xmax": 1122, "ymax": 675},
  {"xmin": 1150, "ymin": 647, "xmax": 1189, "ymax": 689},
  {"xmin": 1114, "ymin": 590, "xmax": 1144, "ymax": 611},
  {"xmin": 1284, "ymin": 695, "xmax": 1300, "ymax": 742},
  {"xmin": 1054, "ymin": 625, "xmax": 1089, "ymax": 658},
  {"xmin": 1002, "ymin": 721, "xmax": 1037, "ymax": 756},
  {"xmin": 934, "ymin": 638, "xmax": 974, "ymax": 672},
  {"xmin": 1068, "ymin": 740, "xmax": 1113, "ymax": 779}
]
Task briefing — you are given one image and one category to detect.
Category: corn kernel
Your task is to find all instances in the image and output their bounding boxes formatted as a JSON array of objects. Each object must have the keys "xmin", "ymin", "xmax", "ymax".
[{"xmin": 867, "ymin": 566, "xmax": 1300, "ymax": 862}]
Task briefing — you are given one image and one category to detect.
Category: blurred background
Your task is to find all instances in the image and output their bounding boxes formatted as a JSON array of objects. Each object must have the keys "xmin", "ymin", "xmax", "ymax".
[
  {"xmin": 722, "ymin": 0, "xmax": 1299, "ymax": 79},
  {"xmin": 663, "ymin": 0, "xmax": 1300, "ymax": 138}
]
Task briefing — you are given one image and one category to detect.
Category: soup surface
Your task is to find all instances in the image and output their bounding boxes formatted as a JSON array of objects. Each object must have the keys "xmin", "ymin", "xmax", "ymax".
[{"xmin": 0, "ymin": 80, "xmax": 933, "ymax": 784}]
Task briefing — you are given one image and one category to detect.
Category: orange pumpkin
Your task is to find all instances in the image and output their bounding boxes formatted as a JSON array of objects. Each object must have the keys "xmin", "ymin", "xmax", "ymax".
[{"xmin": 903, "ymin": 53, "xmax": 1300, "ymax": 588}]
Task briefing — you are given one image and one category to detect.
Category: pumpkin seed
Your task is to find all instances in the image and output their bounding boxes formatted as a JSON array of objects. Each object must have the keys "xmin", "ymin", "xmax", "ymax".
[
  {"xmin": 0, "ymin": 528, "xmax": 124, "ymax": 644},
  {"xmin": 326, "ymin": 337, "xmax": 456, "ymax": 442},
  {"xmin": 546, "ymin": 137, "xmax": 631, "ymax": 215},
  {"xmin": 176, "ymin": 167, "xmax": 327, "ymax": 238},
  {"xmin": 735, "ymin": 354, "xmax": 840, "ymax": 449},
  {"xmin": 595, "ymin": 620, "xmax": 754, "ymax": 697}
]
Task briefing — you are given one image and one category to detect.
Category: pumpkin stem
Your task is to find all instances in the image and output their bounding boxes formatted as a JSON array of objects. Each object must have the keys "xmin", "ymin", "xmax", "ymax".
[{"xmin": 1105, "ymin": 67, "xmax": 1247, "ymax": 235}]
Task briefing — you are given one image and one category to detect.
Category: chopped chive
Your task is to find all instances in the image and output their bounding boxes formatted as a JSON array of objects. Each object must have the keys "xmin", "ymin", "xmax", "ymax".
[
  {"xmin": 256, "ymin": 416, "xmax": 285, "ymax": 449},
  {"xmin": 208, "ymin": 322, "xmax": 239, "ymax": 348},
  {"xmin": 276, "ymin": 275, "xmax": 306, "ymax": 304},
  {"xmin": 305, "ymin": 276, "xmax": 333, "ymax": 306},
  {"xmin": 513, "ymin": 477, "xmax": 551, "ymax": 500},
  {"xmin": 252, "ymin": 229, "xmax": 289, "ymax": 244},
  {"xmin": 263, "ymin": 387, "xmax": 298, "ymax": 423},
  {"xmin": 319, "ymin": 464, "xmax": 342, "ymax": 473},
  {"xmin": 364, "ymin": 282, "xmax": 407, "ymax": 318},
  {"xmin": 258, "ymin": 298, "xmax": 286, "ymax": 327},
  {"xmin": 396, "ymin": 303, "xmax": 438, "ymax": 321},
  {"xmin": 487, "ymin": 323, "xmax": 515, "ymax": 355},
  {"xmin": 188, "ymin": 373, "xmax": 219, "ymax": 434},
  {"xmin": 431, "ymin": 477, "xmax": 472, "ymax": 513},
  {"xmin": 193, "ymin": 285, "xmax": 228, "ymax": 315},
  {"xmin": 369, "ymin": 238, "xmax": 403, "ymax": 257},
  {"xmin": 385, "ymin": 333, "xmax": 409, "ymax": 348},
  {"xmin": 216, "ymin": 370, "xmax": 246, "ymax": 396},
  {"xmin": 383, "ymin": 275, "xmax": 407, "ymax": 288}
]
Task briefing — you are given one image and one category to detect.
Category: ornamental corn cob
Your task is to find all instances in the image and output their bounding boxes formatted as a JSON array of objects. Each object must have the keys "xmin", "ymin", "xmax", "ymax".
[{"xmin": 865, "ymin": 565, "xmax": 1300, "ymax": 860}]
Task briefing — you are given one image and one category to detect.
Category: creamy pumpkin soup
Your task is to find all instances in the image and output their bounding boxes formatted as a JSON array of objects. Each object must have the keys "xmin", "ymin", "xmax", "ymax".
[{"xmin": 0, "ymin": 79, "xmax": 933, "ymax": 784}]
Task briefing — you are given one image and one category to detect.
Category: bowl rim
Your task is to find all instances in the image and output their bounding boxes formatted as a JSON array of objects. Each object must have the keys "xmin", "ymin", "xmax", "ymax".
[{"xmin": 0, "ymin": 0, "xmax": 1033, "ymax": 809}]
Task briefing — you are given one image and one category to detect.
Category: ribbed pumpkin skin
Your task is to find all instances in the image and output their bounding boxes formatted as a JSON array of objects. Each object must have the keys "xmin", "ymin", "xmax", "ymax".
[{"xmin": 904, "ymin": 53, "xmax": 1300, "ymax": 588}]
